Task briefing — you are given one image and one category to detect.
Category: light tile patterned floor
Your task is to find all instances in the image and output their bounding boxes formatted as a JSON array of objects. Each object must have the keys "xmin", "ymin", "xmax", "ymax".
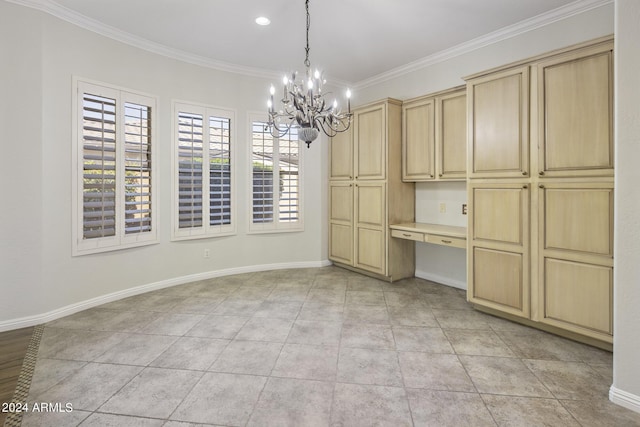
[{"xmin": 21, "ymin": 267, "xmax": 640, "ymax": 426}]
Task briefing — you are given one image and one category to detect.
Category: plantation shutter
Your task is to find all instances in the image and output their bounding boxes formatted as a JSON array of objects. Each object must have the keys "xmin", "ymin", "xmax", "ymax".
[
  {"xmin": 75, "ymin": 80, "xmax": 157, "ymax": 255},
  {"xmin": 278, "ymin": 129, "xmax": 300, "ymax": 223},
  {"xmin": 177, "ymin": 112, "xmax": 204, "ymax": 229},
  {"xmin": 173, "ymin": 103, "xmax": 235, "ymax": 239},
  {"xmin": 251, "ymin": 122, "xmax": 275, "ymax": 224},
  {"xmin": 209, "ymin": 116, "xmax": 231, "ymax": 227},
  {"xmin": 123, "ymin": 102, "xmax": 152, "ymax": 234},
  {"xmin": 82, "ymin": 93, "xmax": 117, "ymax": 239}
]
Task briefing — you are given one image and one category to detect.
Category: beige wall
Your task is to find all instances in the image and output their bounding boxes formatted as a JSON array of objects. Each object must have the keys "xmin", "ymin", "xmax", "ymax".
[{"xmin": 611, "ymin": 0, "xmax": 640, "ymax": 412}]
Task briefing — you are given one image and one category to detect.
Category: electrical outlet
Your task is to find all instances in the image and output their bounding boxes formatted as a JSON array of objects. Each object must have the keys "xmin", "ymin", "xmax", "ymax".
[
  {"xmin": 462, "ymin": 204, "xmax": 468, "ymax": 215},
  {"xmin": 439, "ymin": 203, "xmax": 446, "ymax": 213},
  {"xmin": 203, "ymin": 249, "xmax": 210, "ymax": 259}
]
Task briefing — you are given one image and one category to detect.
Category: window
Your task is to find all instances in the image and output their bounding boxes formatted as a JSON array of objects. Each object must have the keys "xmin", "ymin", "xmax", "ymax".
[
  {"xmin": 173, "ymin": 102, "xmax": 235, "ymax": 240},
  {"xmin": 72, "ymin": 79, "xmax": 158, "ymax": 255},
  {"xmin": 249, "ymin": 116, "xmax": 303, "ymax": 233}
]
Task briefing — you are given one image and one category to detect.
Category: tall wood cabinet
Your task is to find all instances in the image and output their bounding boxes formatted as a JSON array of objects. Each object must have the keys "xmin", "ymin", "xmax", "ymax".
[
  {"xmin": 466, "ymin": 36, "xmax": 614, "ymax": 347},
  {"xmin": 402, "ymin": 86, "xmax": 467, "ymax": 181},
  {"xmin": 329, "ymin": 99, "xmax": 415, "ymax": 281}
]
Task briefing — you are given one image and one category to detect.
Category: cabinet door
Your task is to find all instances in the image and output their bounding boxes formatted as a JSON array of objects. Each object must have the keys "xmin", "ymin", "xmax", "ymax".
[
  {"xmin": 330, "ymin": 126, "xmax": 353, "ymax": 180},
  {"xmin": 329, "ymin": 182, "xmax": 354, "ymax": 265},
  {"xmin": 354, "ymin": 103, "xmax": 386, "ymax": 180},
  {"xmin": 468, "ymin": 66, "xmax": 529, "ymax": 178},
  {"xmin": 402, "ymin": 98, "xmax": 435, "ymax": 181},
  {"xmin": 354, "ymin": 182, "xmax": 386, "ymax": 275},
  {"xmin": 535, "ymin": 43, "xmax": 613, "ymax": 178},
  {"xmin": 537, "ymin": 182, "xmax": 613, "ymax": 341},
  {"xmin": 437, "ymin": 90, "xmax": 467, "ymax": 180},
  {"xmin": 468, "ymin": 182, "xmax": 530, "ymax": 318}
]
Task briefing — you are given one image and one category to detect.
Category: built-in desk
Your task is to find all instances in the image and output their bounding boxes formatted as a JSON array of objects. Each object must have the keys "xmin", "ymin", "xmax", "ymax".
[{"xmin": 390, "ymin": 223, "xmax": 467, "ymax": 249}]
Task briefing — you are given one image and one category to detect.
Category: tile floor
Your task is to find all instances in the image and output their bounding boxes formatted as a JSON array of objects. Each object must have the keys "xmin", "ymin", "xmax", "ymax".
[{"xmin": 21, "ymin": 266, "xmax": 640, "ymax": 426}]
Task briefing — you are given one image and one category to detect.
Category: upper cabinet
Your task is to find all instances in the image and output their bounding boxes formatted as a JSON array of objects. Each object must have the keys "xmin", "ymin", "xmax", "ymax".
[
  {"xmin": 403, "ymin": 97, "xmax": 435, "ymax": 180},
  {"xmin": 329, "ymin": 125, "xmax": 353, "ymax": 180},
  {"xmin": 533, "ymin": 41, "xmax": 614, "ymax": 178},
  {"xmin": 438, "ymin": 90, "xmax": 467, "ymax": 180},
  {"xmin": 354, "ymin": 102, "xmax": 387, "ymax": 180},
  {"xmin": 402, "ymin": 86, "xmax": 467, "ymax": 181},
  {"xmin": 467, "ymin": 66, "xmax": 530, "ymax": 178}
]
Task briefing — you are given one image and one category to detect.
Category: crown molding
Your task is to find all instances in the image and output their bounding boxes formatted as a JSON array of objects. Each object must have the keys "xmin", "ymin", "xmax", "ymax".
[
  {"xmin": 5, "ymin": 0, "xmax": 282, "ymax": 81},
  {"xmin": 6, "ymin": 0, "xmax": 611, "ymax": 88},
  {"xmin": 354, "ymin": 0, "xmax": 613, "ymax": 90}
]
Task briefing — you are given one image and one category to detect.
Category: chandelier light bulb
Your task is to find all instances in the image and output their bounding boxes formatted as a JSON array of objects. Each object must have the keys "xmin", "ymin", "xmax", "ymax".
[
  {"xmin": 270, "ymin": 85, "xmax": 275, "ymax": 95},
  {"xmin": 283, "ymin": 76, "xmax": 289, "ymax": 85},
  {"xmin": 307, "ymin": 79, "xmax": 314, "ymax": 89},
  {"xmin": 314, "ymin": 69, "xmax": 320, "ymax": 79},
  {"xmin": 346, "ymin": 89, "xmax": 352, "ymax": 99}
]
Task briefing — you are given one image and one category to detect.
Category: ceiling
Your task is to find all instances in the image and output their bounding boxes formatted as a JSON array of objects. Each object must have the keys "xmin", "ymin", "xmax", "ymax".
[{"xmin": 36, "ymin": 0, "xmax": 596, "ymax": 85}]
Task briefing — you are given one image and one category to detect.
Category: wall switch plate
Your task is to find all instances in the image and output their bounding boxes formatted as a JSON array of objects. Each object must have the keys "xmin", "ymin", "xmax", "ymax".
[
  {"xmin": 204, "ymin": 249, "xmax": 210, "ymax": 258},
  {"xmin": 462, "ymin": 204, "xmax": 468, "ymax": 215},
  {"xmin": 439, "ymin": 203, "xmax": 446, "ymax": 213}
]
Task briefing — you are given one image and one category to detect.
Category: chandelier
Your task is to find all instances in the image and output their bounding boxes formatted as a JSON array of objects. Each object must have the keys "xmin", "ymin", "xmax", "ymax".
[{"xmin": 267, "ymin": 0, "xmax": 353, "ymax": 148}]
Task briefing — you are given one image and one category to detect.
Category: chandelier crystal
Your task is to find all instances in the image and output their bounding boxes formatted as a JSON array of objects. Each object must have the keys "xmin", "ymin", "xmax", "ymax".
[{"xmin": 267, "ymin": 0, "xmax": 353, "ymax": 148}]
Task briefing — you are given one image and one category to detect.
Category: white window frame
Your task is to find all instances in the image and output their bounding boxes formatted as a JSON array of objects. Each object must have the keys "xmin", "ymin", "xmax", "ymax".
[
  {"xmin": 248, "ymin": 112, "xmax": 304, "ymax": 234},
  {"xmin": 72, "ymin": 77, "xmax": 159, "ymax": 256},
  {"xmin": 172, "ymin": 101, "xmax": 236, "ymax": 240}
]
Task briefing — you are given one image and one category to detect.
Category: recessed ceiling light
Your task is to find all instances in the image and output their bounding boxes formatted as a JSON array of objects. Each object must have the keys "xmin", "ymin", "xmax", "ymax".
[{"xmin": 255, "ymin": 16, "xmax": 270, "ymax": 26}]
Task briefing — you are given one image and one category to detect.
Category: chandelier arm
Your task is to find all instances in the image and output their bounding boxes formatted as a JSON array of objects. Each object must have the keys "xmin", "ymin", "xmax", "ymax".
[
  {"xmin": 267, "ymin": 122, "xmax": 293, "ymax": 139},
  {"xmin": 317, "ymin": 119, "xmax": 338, "ymax": 138}
]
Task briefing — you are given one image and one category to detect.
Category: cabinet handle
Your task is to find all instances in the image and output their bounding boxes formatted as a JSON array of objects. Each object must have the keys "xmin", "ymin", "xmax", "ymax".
[
  {"xmin": 523, "ymin": 185, "xmax": 528, "ymax": 189},
  {"xmin": 441, "ymin": 239, "xmax": 452, "ymax": 244},
  {"xmin": 522, "ymin": 171, "xmax": 528, "ymax": 176},
  {"xmin": 439, "ymin": 173, "xmax": 443, "ymax": 177},
  {"xmin": 403, "ymin": 233, "xmax": 412, "ymax": 237},
  {"xmin": 539, "ymin": 184, "xmax": 544, "ymax": 189},
  {"xmin": 539, "ymin": 171, "xmax": 544, "ymax": 176}
]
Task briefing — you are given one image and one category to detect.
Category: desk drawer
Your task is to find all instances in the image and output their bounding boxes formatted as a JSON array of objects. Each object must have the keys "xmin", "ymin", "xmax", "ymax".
[
  {"xmin": 391, "ymin": 229, "xmax": 425, "ymax": 242},
  {"xmin": 425, "ymin": 234, "xmax": 466, "ymax": 249}
]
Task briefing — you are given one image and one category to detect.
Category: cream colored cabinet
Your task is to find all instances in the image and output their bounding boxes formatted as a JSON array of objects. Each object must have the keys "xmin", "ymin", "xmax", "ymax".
[
  {"xmin": 354, "ymin": 182, "xmax": 386, "ymax": 274},
  {"xmin": 329, "ymin": 182, "xmax": 354, "ymax": 265},
  {"xmin": 354, "ymin": 103, "xmax": 386, "ymax": 180},
  {"xmin": 468, "ymin": 182, "xmax": 530, "ymax": 318},
  {"xmin": 329, "ymin": 99, "xmax": 415, "ymax": 281},
  {"xmin": 329, "ymin": 125, "xmax": 353, "ymax": 180},
  {"xmin": 467, "ymin": 66, "xmax": 529, "ymax": 178},
  {"xmin": 402, "ymin": 97, "xmax": 435, "ymax": 180},
  {"xmin": 533, "ymin": 41, "xmax": 614, "ymax": 178},
  {"xmin": 465, "ymin": 36, "xmax": 614, "ymax": 348},
  {"xmin": 437, "ymin": 90, "xmax": 467, "ymax": 180},
  {"xmin": 536, "ymin": 182, "xmax": 614, "ymax": 342},
  {"xmin": 402, "ymin": 86, "xmax": 466, "ymax": 181}
]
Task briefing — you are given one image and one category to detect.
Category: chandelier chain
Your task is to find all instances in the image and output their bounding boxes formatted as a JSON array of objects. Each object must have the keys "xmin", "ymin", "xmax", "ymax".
[{"xmin": 304, "ymin": 0, "xmax": 311, "ymax": 68}]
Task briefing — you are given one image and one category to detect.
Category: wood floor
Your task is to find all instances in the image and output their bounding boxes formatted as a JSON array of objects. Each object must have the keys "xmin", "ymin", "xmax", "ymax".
[{"xmin": 0, "ymin": 326, "xmax": 34, "ymax": 426}]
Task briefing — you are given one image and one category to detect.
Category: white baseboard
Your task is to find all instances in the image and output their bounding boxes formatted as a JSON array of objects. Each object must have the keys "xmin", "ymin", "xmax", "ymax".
[
  {"xmin": 610, "ymin": 386, "xmax": 640, "ymax": 414},
  {"xmin": 415, "ymin": 269, "xmax": 467, "ymax": 291},
  {"xmin": 0, "ymin": 260, "xmax": 331, "ymax": 333}
]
